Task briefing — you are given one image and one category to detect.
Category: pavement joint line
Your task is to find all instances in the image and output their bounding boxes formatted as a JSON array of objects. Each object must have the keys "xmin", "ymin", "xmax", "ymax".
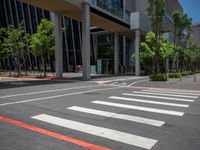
[
  {"xmin": 67, "ymin": 106, "xmax": 165, "ymax": 127},
  {"xmin": 109, "ymin": 96, "xmax": 189, "ymax": 107},
  {"xmin": 0, "ymin": 116, "xmax": 111, "ymax": 150},
  {"xmin": 122, "ymin": 93, "xmax": 194, "ymax": 102},
  {"xmin": 32, "ymin": 114, "xmax": 158, "ymax": 150},
  {"xmin": 92, "ymin": 101, "xmax": 185, "ymax": 116},
  {"xmin": 133, "ymin": 91, "xmax": 198, "ymax": 98},
  {"xmin": 0, "ymin": 85, "xmax": 102, "ymax": 99},
  {"xmin": 0, "ymin": 86, "xmax": 122, "ymax": 107}
]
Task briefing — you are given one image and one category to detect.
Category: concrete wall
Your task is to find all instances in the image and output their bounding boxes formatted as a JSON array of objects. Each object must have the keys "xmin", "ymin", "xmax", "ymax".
[
  {"xmin": 135, "ymin": 0, "xmax": 148, "ymax": 16},
  {"xmin": 125, "ymin": 0, "xmax": 136, "ymax": 12},
  {"xmin": 165, "ymin": 0, "xmax": 183, "ymax": 16},
  {"xmin": 192, "ymin": 23, "xmax": 200, "ymax": 47},
  {"xmin": 125, "ymin": 0, "xmax": 148, "ymax": 16},
  {"xmin": 126, "ymin": 0, "xmax": 183, "ymax": 34},
  {"xmin": 163, "ymin": 0, "xmax": 183, "ymax": 33}
]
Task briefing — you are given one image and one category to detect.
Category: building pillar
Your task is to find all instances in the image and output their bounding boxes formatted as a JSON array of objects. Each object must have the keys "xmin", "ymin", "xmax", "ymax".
[
  {"xmin": 114, "ymin": 33, "xmax": 119, "ymax": 74},
  {"xmin": 82, "ymin": 1, "xmax": 91, "ymax": 80},
  {"xmin": 135, "ymin": 29, "xmax": 140, "ymax": 76},
  {"xmin": 54, "ymin": 12, "xmax": 63, "ymax": 78},
  {"xmin": 123, "ymin": 36, "xmax": 126, "ymax": 66}
]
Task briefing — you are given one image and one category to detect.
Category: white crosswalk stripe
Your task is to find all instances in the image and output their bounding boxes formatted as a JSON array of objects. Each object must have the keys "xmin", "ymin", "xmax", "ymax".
[
  {"xmin": 122, "ymin": 93, "xmax": 194, "ymax": 102},
  {"xmin": 147, "ymin": 88, "xmax": 200, "ymax": 95},
  {"xmin": 109, "ymin": 96, "xmax": 189, "ymax": 107},
  {"xmin": 142, "ymin": 90, "xmax": 200, "ymax": 96},
  {"xmin": 133, "ymin": 91, "xmax": 198, "ymax": 98},
  {"xmin": 92, "ymin": 101, "xmax": 184, "ymax": 116},
  {"xmin": 31, "ymin": 88, "xmax": 195, "ymax": 149},
  {"xmin": 67, "ymin": 106, "xmax": 165, "ymax": 127},
  {"xmin": 32, "ymin": 114, "xmax": 158, "ymax": 150}
]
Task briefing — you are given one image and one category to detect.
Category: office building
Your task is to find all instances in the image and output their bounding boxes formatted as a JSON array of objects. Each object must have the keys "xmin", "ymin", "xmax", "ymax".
[
  {"xmin": 0, "ymin": 0, "xmax": 183, "ymax": 79},
  {"xmin": 192, "ymin": 22, "xmax": 200, "ymax": 47}
]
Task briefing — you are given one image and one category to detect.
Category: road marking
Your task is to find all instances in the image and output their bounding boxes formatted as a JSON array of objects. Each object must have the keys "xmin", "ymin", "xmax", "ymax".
[
  {"xmin": 32, "ymin": 114, "xmax": 157, "ymax": 150},
  {"xmin": 134, "ymin": 91, "xmax": 198, "ymax": 98},
  {"xmin": 128, "ymin": 79, "xmax": 148, "ymax": 87},
  {"xmin": 92, "ymin": 101, "xmax": 184, "ymax": 116},
  {"xmin": 142, "ymin": 90, "xmax": 200, "ymax": 96},
  {"xmin": 0, "ymin": 85, "xmax": 102, "ymax": 99},
  {"xmin": 122, "ymin": 93, "xmax": 194, "ymax": 102},
  {"xmin": 0, "ymin": 86, "xmax": 122, "ymax": 107},
  {"xmin": 0, "ymin": 116, "xmax": 111, "ymax": 150},
  {"xmin": 147, "ymin": 88, "xmax": 200, "ymax": 94},
  {"xmin": 93, "ymin": 77, "xmax": 145, "ymax": 84},
  {"xmin": 67, "ymin": 106, "xmax": 165, "ymax": 127},
  {"xmin": 109, "ymin": 96, "xmax": 189, "ymax": 107}
]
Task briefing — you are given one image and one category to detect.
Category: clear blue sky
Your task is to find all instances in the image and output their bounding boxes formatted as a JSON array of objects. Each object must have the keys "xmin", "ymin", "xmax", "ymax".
[{"xmin": 179, "ymin": 0, "xmax": 200, "ymax": 23}]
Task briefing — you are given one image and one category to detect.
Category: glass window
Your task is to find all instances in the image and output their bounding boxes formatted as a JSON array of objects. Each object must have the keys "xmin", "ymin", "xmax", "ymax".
[
  {"xmin": 72, "ymin": 20, "xmax": 81, "ymax": 51},
  {"xmin": 97, "ymin": 33, "xmax": 114, "ymax": 60}
]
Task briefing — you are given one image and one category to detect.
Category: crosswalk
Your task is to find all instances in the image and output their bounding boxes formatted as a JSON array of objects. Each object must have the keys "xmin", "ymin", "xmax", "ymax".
[{"xmin": 31, "ymin": 88, "xmax": 199, "ymax": 150}]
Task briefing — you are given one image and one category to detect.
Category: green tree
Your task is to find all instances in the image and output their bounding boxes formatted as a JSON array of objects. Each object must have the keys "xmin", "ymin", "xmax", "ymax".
[
  {"xmin": 131, "ymin": 32, "xmax": 173, "ymax": 74},
  {"xmin": 30, "ymin": 19, "xmax": 55, "ymax": 77},
  {"xmin": 0, "ymin": 39, "xmax": 8, "ymax": 73},
  {"xmin": 172, "ymin": 11, "xmax": 193, "ymax": 71},
  {"xmin": 147, "ymin": 0, "xmax": 165, "ymax": 74},
  {"xmin": 1, "ymin": 24, "xmax": 29, "ymax": 76}
]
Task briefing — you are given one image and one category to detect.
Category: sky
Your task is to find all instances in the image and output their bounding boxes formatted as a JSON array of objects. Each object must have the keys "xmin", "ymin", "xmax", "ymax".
[{"xmin": 179, "ymin": 0, "xmax": 200, "ymax": 23}]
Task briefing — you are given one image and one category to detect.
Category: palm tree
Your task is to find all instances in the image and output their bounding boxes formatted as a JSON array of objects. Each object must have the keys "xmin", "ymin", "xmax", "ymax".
[{"xmin": 172, "ymin": 11, "xmax": 193, "ymax": 72}]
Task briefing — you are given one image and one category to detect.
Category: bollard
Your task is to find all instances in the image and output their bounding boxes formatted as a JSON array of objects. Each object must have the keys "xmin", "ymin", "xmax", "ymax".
[
  {"xmin": 193, "ymin": 74, "xmax": 197, "ymax": 84},
  {"xmin": 179, "ymin": 75, "xmax": 182, "ymax": 84}
]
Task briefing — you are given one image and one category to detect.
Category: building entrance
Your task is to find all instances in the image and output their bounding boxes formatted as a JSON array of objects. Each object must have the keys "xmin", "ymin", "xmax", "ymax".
[{"xmin": 96, "ymin": 33, "xmax": 114, "ymax": 74}]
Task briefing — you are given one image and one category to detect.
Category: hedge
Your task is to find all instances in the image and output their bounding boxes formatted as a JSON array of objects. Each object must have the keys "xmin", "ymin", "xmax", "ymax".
[{"xmin": 149, "ymin": 74, "xmax": 168, "ymax": 81}]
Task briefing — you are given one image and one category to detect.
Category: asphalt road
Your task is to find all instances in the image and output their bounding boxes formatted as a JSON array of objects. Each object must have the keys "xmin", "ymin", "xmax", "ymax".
[{"xmin": 0, "ymin": 76, "xmax": 200, "ymax": 150}]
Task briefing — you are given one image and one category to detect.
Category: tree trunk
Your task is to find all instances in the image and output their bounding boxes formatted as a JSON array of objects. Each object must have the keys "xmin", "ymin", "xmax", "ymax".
[
  {"xmin": 49, "ymin": 55, "xmax": 55, "ymax": 77},
  {"xmin": 154, "ymin": 32, "xmax": 160, "ymax": 74},
  {"xmin": 172, "ymin": 27, "xmax": 177, "ymax": 72},
  {"xmin": 42, "ymin": 55, "xmax": 47, "ymax": 77}
]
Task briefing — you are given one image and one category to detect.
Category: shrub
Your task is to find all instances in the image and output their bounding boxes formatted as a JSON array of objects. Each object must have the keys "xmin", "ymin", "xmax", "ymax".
[
  {"xmin": 181, "ymin": 72, "xmax": 188, "ymax": 76},
  {"xmin": 168, "ymin": 73, "xmax": 181, "ymax": 78},
  {"xmin": 187, "ymin": 72, "xmax": 194, "ymax": 75},
  {"xmin": 149, "ymin": 74, "xmax": 168, "ymax": 81}
]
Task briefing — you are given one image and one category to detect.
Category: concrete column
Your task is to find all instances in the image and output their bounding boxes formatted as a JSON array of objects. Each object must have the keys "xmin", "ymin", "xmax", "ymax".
[
  {"xmin": 114, "ymin": 33, "xmax": 119, "ymax": 74},
  {"xmin": 82, "ymin": 2, "xmax": 91, "ymax": 80},
  {"xmin": 129, "ymin": 39, "xmax": 134, "ymax": 72},
  {"xmin": 135, "ymin": 29, "xmax": 140, "ymax": 76},
  {"xmin": 123, "ymin": 36, "xmax": 126, "ymax": 66},
  {"xmin": 54, "ymin": 13, "xmax": 63, "ymax": 78}
]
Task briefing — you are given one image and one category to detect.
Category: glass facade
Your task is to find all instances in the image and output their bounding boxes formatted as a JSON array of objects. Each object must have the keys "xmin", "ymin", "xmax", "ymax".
[
  {"xmin": 92, "ymin": 0, "xmax": 124, "ymax": 19},
  {"xmin": 0, "ymin": 0, "xmax": 85, "ymax": 72},
  {"xmin": 0, "ymin": 0, "xmax": 131, "ymax": 74}
]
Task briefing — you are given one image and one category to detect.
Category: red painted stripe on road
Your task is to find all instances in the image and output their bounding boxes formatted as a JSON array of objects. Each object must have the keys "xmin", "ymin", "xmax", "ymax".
[
  {"xmin": 0, "ymin": 76, "xmax": 70, "ymax": 81},
  {"xmin": 0, "ymin": 116, "xmax": 111, "ymax": 150}
]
